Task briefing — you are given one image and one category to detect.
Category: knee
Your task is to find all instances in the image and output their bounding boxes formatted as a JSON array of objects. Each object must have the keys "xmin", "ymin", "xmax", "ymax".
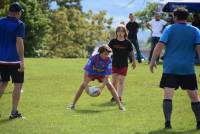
[
  {"xmin": 190, "ymin": 93, "xmax": 199, "ymax": 102},
  {"xmin": 106, "ymin": 82, "xmax": 113, "ymax": 89},
  {"xmin": 0, "ymin": 82, "xmax": 8, "ymax": 89},
  {"xmin": 118, "ymin": 81, "xmax": 124, "ymax": 87},
  {"xmin": 164, "ymin": 92, "xmax": 173, "ymax": 100},
  {"xmin": 80, "ymin": 82, "xmax": 88, "ymax": 89}
]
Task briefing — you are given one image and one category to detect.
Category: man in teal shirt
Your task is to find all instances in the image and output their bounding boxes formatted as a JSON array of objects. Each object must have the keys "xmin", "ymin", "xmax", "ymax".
[{"xmin": 150, "ymin": 7, "xmax": 200, "ymax": 130}]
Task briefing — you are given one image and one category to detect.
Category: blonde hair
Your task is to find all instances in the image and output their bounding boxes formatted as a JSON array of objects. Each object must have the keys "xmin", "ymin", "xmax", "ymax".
[{"xmin": 116, "ymin": 25, "xmax": 128, "ymax": 39}]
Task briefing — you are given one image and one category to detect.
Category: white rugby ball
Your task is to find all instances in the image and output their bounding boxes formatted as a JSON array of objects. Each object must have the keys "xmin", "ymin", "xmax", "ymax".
[{"xmin": 86, "ymin": 86, "xmax": 101, "ymax": 97}]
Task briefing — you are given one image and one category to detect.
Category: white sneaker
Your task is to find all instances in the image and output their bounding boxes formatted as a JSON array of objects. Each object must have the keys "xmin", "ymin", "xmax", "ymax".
[
  {"xmin": 119, "ymin": 104, "xmax": 126, "ymax": 111},
  {"xmin": 67, "ymin": 104, "xmax": 75, "ymax": 110}
]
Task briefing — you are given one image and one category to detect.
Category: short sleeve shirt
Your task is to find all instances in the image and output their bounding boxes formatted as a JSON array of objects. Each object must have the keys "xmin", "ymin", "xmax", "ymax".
[
  {"xmin": 0, "ymin": 16, "xmax": 25, "ymax": 63},
  {"xmin": 149, "ymin": 19, "xmax": 167, "ymax": 37},
  {"xmin": 159, "ymin": 23, "xmax": 200, "ymax": 75},
  {"xmin": 84, "ymin": 54, "xmax": 112, "ymax": 76},
  {"xmin": 108, "ymin": 39, "xmax": 133, "ymax": 68}
]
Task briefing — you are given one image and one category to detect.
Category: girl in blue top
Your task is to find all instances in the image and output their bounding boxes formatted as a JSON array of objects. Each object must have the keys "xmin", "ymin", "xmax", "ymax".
[{"xmin": 69, "ymin": 45, "xmax": 125, "ymax": 111}]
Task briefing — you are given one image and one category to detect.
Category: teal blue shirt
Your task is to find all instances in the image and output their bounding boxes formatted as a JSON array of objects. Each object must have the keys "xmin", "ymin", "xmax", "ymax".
[{"xmin": 159, "ymin": 23, "xmax": 200, "ymax": 75}]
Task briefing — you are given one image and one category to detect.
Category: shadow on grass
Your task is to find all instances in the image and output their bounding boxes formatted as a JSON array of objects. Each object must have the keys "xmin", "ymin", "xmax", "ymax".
[
  {"xmin": 0, "ymin": 118, "xmax": 13, "ymax": 125},
  {"xmin": 3, "ymin": 91, "xmax": 12, "ymax": 95},
  {"xmin": 149, "ymin": 129, "xmax": 198, "ymax": 134},
  {"xmin": 74, "ymin": 109, "xmax": 102, "ymax": 114},
  {"xmin": 91, "ymin": 101, "xmax": 117, "ymax": 107}
]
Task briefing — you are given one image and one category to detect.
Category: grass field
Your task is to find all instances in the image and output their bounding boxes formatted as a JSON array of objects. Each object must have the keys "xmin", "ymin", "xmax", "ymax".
[{"xmin": 0, "ymin": 58, "xmax": 200, "ymax": 134}]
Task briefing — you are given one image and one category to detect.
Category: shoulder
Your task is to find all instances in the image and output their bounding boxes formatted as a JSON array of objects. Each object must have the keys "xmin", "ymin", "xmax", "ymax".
[
  {"xmin": 17, "ymin": 19, "xmax": 25, "ymax": 26},
  {"xmin": 109, "ymin": 39, "xmax": 117, "ymax": 44},
  {"xmin": 148, "ymin": 19, "xmax": 154, "ymax": 23},
  {"xmin": 189, "ymin": 24, "xmax": 200, "ymax": 34},
  {"xmin": 161, "ymin": 19, "xmax": 167, "ymax": 23},
  {"xmin": 0, "ymin": 17, "xmax": 6, "ymax": 21},
  {"xmin": 125, "ymin": 39, "xmax": 132, "ymax": 46},
  {"xmin": 126, "ymin": 22, "xmax": 130, "ymax": 25},
  {"xmin": 125, "ymin": 39, "xmax": 131, "ymax": 43}
]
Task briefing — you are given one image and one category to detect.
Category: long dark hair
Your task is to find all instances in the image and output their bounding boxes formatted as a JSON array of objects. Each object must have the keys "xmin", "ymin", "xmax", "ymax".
[{"xmin": 116, "ymin": 25, "xmax": 128, "ymax": 39}]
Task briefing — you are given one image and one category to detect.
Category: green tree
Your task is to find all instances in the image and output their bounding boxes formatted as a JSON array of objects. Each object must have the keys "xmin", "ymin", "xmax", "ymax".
[
  {"xmin": 0, "ymin": 0, "xmax": 50, "ymax": 57},
  {"xmin": 134, "ymin": 2, "xmax": 159, "ymax": 30},
  {"xmin": 0, "ymin": 0, "xmax": 113, "ymax": 58},
  {"xmin": 45, "ymin": 7, "xmax": 113, "ymax": 58}
]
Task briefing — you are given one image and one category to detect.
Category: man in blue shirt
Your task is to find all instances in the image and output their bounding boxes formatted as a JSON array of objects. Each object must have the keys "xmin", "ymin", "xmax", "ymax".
[
  {"xmin": 0, "ymin": 2, "xmax": 25, "ymax": 119},
  {"xmin": 149, "ymin": 7, "xmax": 200, "ymax": 130}
]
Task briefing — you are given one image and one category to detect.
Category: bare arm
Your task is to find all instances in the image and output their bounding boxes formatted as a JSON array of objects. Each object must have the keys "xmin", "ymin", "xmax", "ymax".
[
  {"xmin": 196, "ymin": 45, "xmax": 200, "ymax": 60},
  {"xmin": 130, "ymin": 51, "xmax": 136, "ymax": 69},
  {"xmin": 146, "ymin": 23, "xmax": 152, "ymax": 32},
  {"xmin": 16, "ymin": 37, "xmax": 24, "ymax": 72},
  {"xmin": 149, "ymin": 42, "xmax": 164, "ymax": 73}
]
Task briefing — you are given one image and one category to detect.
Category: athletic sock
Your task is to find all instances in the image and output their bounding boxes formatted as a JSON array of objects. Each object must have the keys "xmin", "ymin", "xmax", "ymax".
[
  {"xmin": 191, "ymin": 102, "xmax": 200, "ymax": 123},
  {"xmin": 163, "ymin": 99, "xmax": 172, "ymax": 122}
]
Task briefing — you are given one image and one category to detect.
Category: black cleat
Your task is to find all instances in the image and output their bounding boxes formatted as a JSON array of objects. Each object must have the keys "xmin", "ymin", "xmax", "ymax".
[
  {"xmin": 9, "ymin": 111, "xmax": 23, "ymax": 119},
  {"xmin": 165, "ymin": 121, "xmax": 172, "ymax": 129},
  {"xmin": 197, "ymin": 121, "xmax": 200, "ymax": 130}
]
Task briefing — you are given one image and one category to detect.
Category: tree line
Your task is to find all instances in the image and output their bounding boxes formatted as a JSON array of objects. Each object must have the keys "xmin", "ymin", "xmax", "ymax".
[{"xmin": 0, "ymin": 0, "xmax": 114, "ymax": 58}]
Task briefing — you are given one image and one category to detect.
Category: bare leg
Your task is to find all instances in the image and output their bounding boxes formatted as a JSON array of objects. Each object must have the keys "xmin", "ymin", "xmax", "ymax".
[
  {"xmin": 187, "ymin": 90, "xmax": 199, "ymax": 102},
  {"xmin": 112, "ymin": 73, "xmax": 119, "ymax": 92},
  {"xmin": 71, "ymin": 73, "xmax": 91, "ymax": 106},
  {"xmin": 12, "ymin": 83, "xmax": 23, "ymax": 112},
  {"xmin": 117, "ymin": 75, "xmax": 126, "ymax": 98},
  {"xmin": 0, "ymin": 82, "xmax": 8, "ymax": 98},
  {"xmin": 106, "ymin": 79, "xmax": 125, "ymax": 111},
  {"xmin": 187, "ymin": 89, "xmax": 200, "ymax": 129},
  {"xmin": 164, "ymin": 88, "xmax": 174, "ymax": 100}
]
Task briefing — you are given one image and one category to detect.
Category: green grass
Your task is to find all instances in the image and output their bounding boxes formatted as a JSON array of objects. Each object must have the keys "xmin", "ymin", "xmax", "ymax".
[{"xmin": 0, "ymin": 58, "xmax": 200, "ymax": 134}]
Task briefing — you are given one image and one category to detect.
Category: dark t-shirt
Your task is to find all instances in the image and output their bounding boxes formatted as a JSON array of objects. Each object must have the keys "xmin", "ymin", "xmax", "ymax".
[
  {"xmin": 126, "ymin": 21, "xmax": 139, "ymax": 40},
  {"xmin": 0, "ymin": 16, "xmax": 25, "ymax": 63},
  {"xmin": 108, "ymin": 39, "xmax": 133, "ymax": 68}
]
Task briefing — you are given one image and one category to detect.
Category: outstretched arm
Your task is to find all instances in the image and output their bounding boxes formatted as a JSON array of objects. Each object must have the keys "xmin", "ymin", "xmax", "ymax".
[
  {"xmin": 130, "ymin": 51, "xmax": 136, "ymax": 69},
  {"xmin": 146, "ymin": 23, "xmax": 152, "ymax": 32},
  {"xmin": 149, "ymin": 42, "xmax": 164, "ymax": 73},
  {"xmin": 16, "ymin": 37, "xmax": 24, "ymax": 72},
  {"xmin": 196, "ymin": 45, "xmax": 200, "ymax": 60}
]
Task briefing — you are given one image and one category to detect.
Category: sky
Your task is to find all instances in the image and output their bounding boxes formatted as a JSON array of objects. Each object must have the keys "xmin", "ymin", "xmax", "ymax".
[
  {"xmin": 81, "ymin": 0, "xmax": 153, "ymax": 41},
  {"xmin": 81, "ymin": 0, "xmax": 149, "ymax": 28},
  {"xmin": 51, "ymin": 0, "xmax": 199, "ymax": 42}
]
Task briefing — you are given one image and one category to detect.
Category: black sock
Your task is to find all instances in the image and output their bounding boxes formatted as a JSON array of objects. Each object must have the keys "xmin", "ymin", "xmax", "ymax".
[
  {"xmin": 163, "ymin": 99, "xmax": 172, "ymax": 122},
  {"xmin": 191, "ymin": 102, "xmax": 200, "ymax": 122}
]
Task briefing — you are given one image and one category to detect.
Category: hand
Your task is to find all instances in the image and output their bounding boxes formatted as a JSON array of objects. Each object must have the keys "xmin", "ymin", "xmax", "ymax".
[
  {"xmin": 96, "ymin": 89, "xmax": 102, "ymax": 96},
  {"xmin": 18, "ymin": 61, "xmax": 25, "ymax": 72},
  {"xmin": 132, "ymin": 61, "xmax": 136, "ymax": 70},
  {"xmin": 149, "ymin": 61, "xmax": 157, "ymax": 73}
]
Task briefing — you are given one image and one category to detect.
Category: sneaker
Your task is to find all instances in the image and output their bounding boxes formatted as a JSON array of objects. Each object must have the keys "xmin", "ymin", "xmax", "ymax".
[
  {"xmin": 111, "ymin": 97, "xmax": 123, "ymax": 103},
  {"xmin": 110, "ymin": 97, "xmax": 115, "ymax": 102},
  {"xmin": 67, "ymin": 104, "xmax": 75, "ymax": 110},
  {"xmin": 119, "ymin": 104, "xmax": 126, "ymax": 111},
  {"xmin": 119, "ymin": 96, "xmax": 122, "ymax": 102},
  {"xmin": 9, "ymin": 111, "xmax": 23, "ymax": 119},
  {"xmin": 197, "ymin": 121, "xmax": 200, "ymax": 130},
  {"xmin": 165, "ymin": 121, "xmax": 172, "ymax": 129}
]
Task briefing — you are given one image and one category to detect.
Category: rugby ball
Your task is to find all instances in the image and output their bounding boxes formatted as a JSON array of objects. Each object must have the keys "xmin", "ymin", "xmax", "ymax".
[{"xmin": 86, "ymin": 86, "xmax": 101, "ymax": 97}]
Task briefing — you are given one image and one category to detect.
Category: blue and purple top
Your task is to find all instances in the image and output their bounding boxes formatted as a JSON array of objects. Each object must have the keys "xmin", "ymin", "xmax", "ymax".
[{"xmin": 84, "ymin": 54, "xmax": 112, "ymax": 76}]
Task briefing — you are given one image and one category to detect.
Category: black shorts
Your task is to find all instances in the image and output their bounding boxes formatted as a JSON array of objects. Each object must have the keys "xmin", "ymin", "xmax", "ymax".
[
  {"xmin": 160, "ymin": 73, "xmax": 198, "ymax": 90},
  {"xmin": 0, "ymin": 64, "xmax": 24, "ymax": 83}
]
